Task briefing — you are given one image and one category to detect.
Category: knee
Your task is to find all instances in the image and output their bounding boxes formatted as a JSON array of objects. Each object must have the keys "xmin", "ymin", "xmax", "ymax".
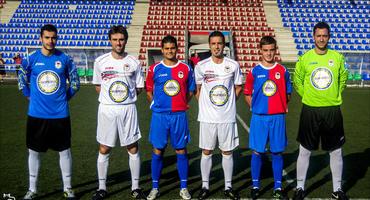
[
  {"xmin": 99, "ymin": 144, "xmax": 111, "ymax": 155},
  {"xmin": 127, "ymin": 142, "xmax": 139, "ymax": 154},
  {"xmin": 153, "ymin": 148, "xmax": 164, "ymax": 156},
  {"xmin": 202, "ymin": 149, "xmax": 213, "ymax": 156},
  {"xmin": 175, "ymin": 148, "xmax": 186, "ymax": 155},
  {"xmin": 221, "ymin": 150, "xmax": 232, "ymax": 156},
  {"xmin": 329, "ymin": 148, "xmax": 342, "ymax": 157},
  {"xmin": 299, "ymin": 145, "xmax": 311, "ymax": 157}
]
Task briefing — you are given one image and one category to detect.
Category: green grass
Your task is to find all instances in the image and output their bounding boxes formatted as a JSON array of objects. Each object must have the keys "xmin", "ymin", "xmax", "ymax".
[{"xmin": 0, "ymin": 84, "xmax": 369, "ymax": 199}]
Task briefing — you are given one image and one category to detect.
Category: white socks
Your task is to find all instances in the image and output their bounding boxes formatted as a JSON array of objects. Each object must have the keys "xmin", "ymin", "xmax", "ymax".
[
  {"xmin": 59, "ymin": 149, "xmax": 73, "ymax": 191},
  {"xmin": 97, "ymin": 152, "xmax": 110, "ymax": 191},
  {"xmin": 329, "ymin": 148, "xmax": 343, "ymax": 192},
  {"xmin": 222, "ymin": 153, "xmax": 233, "ymax": 190},
  {"xmin": 200, "ymin": 153, "xmax": 212, "ymax": 189},
  {"xmin": 296, "ymin": 145, "xmax": 311, "ymax": 190},
  {"xmin": 128, "ymin": 151, "xmax": 141, "ymax": 191},
  {"xmin": 28, "ymin": 149, "xmax": 40, "ymax": 193}
]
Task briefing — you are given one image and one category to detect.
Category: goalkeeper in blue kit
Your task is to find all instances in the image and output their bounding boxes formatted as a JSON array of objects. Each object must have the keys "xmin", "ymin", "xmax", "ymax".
[{"xmin": 18, "ymin": 24, "xmax": 80, "ymax": 200}]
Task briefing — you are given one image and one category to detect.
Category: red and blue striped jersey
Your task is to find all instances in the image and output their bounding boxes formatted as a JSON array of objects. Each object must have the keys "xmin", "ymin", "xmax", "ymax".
[
  {"xmin": 244, "ymin": 63, "xmax": 292, "ymax": 115},
  {"xmin": 146, "ymin": 61, "xmax": 196, "ymax": 112}
]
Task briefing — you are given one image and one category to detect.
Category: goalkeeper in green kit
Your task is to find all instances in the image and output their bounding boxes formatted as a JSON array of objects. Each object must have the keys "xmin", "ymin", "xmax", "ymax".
[{"xmin": 292, "ymin": 22, "xmax": 349, "ymax": 200}]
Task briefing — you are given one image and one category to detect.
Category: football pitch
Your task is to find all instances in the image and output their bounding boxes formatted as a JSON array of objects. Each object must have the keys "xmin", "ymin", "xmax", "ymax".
[{"xmin": 0, "ymin": 84, "xmax": 369, "ymax": 199}]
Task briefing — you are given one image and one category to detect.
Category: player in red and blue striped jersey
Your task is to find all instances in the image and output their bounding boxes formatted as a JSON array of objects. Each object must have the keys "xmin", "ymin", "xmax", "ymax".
[
  {"xmin": 145, "ymin": 35, "xmax": 196, "ymax": 200},
  {"xmin": 244, "ymin": 36, "xmax": 292, "ymax": 199}
]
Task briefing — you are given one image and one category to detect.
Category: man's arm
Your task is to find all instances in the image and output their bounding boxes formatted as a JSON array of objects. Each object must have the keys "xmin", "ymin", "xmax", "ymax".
[
  {"xmin": 293, "ymin": 58, "xmax": 305, "ymax": 97},
  {"xmin": 146, "ymin": 91, "xmax": 153, "ymax": 103},
  {"xmin": 244, "ymin": 95, "xmax": 252, "ymax": 107},
  {"xmin": 235, "ymin": 85, "xmax": 242, "ymax": 100},
  {"xmin": 95, "ymin": 85, "xmax": 101, "ymax": 94},
  {"xmin": 66, "ymin": 56, "xmax": 80, "ymax": 100},
  {"xmin": 195, "ymin": 84, "xmax": 201, "ymax": 100},
  {"xmin": 339, "ymin": 55, "xmax": 348, "ymax": 93},
  {"xmin": 18, "ymin": 57, "xmax": 31, "ymax": 98}
]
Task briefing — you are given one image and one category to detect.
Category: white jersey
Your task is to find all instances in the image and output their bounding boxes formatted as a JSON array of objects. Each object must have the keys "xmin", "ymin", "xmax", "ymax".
[
  {"xmin": 93, "ymin": 52, "xmax": 144, "ymax": 105},
  {"xmin": 195, "ymin": 57, "xmax": 243, "ymax": 123}
]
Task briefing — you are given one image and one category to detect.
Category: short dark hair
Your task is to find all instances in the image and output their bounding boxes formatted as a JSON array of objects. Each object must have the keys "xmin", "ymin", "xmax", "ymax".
[
  {"xmin": 161, "ymin": 35, "xmax": 178, "ymax": 49},
  {"xmin": 208, "ymin": 31, "xmax": 225, "ymax": 44},
  {"xmin": 108, "ymin": 25, "xmax": 128, "ymax": 40},
  {"xmin": 260, "ymin": 36, "xmax": 277, "ymax": 47},
  {"xmin": 40, "ymin": 24, "xmax": 57, "ymax": 36},
  {"xmin": 313, "ymin": 22, "xmax": 330, "ymax": 35}
]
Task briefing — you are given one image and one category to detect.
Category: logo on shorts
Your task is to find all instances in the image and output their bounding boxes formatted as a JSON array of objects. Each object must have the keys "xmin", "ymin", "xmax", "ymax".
[
  {"xmin": 178, "ymin": 71, "xmax": 184, "ymax": 79},
  {"xmin": 109, "ymin": 81, "xmax": 129, "ymax": 103},
  {"xmin": 37, "ymin": 70, "xmax": 60, "ymax": 95},
  {"xmin": 262, "ymin": 80, "xmax": 277, "ymax": 97},
  {"xmin": 163, "ymin": 80, "xmax": 180, "ymax": 96},
  {"xmin": 209, "ymin": 85, "xmax": 229, "ymax": 106},
  {"xmin": 55, "ymin": 61, "xmax": 62, "ymax": 69},
  {"xmin": 310, "ymin": 67, "xmax": 333, "ymax": 90},
  {"xmin": 275, "ymin": 72, "xmax": 281, "ymax": 80}
]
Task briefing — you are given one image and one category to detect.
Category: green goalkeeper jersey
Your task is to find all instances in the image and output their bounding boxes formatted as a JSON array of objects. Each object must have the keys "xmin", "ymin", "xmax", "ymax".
[{"xmin": 293, "ymin": 49, "xmax": 348, "ymax": 107}]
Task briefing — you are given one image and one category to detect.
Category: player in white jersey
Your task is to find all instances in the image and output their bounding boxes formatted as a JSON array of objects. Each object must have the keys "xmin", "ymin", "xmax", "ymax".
[
  {"xmin": 91, "ymin": 25, "xmax": 146, "ymax": 200},
  {"xmin": 194, "ymin": 31, "xmax": 243, "ymax": 200}
]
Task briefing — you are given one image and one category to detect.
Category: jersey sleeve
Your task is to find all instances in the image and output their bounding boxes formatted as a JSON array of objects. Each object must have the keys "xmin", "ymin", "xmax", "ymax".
[
  {"xmin": 243, "ymin": 69, "xmax": 254, "ymax": 95},
  {"xmin": 145, "ymin": 65, "xmax": 154, "ymax": 92},
  {"xmin": 293, "ymin": 56, "xmax": 305, "ymax": 97},
  {"xmin": 339, "ymin": 54, "xmax": 348, "ymax": 93},
  {"xmin": 194, "ymin": 64, "xmax": 203, "ymax": 85},
  {"xmin": 92, "ymin": 59, "xmax": 101, "ymax": 85},
  {"xmin": 187, "ymin": 67, "xmax": 196, "ymax": 92},
  {"xmin": 66, "ymin": 55, "xmax": 80, "ymax": 100},
  {"xmin": 18, "ymin": 56, "xmax": 31, "ymax": 97},
  {"xmin": 234, "ymin": 63, "xmax": 243, "ymax": 85},
  {"xmin": 135, "ymin": 62, "xmax": 145, "ymax": 89},
  {"xmin": 285, "ymin": 67, "xmax": 293, "ymax": 94}
]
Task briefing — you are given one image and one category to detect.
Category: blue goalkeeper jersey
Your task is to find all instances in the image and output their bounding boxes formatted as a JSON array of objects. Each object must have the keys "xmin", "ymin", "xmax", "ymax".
[{"xmin": 18, "ymin": 49, "xmax": 80, "ymax": 119}]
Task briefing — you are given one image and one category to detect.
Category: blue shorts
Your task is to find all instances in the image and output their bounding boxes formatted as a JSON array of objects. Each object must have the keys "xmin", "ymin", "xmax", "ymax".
[
  {"xmin": 149, "ymin": 111, "xmax": 190, "ymax": 149},
  {"xmin": 249, "ymin": 113, "xmax": 287, "ymax": 153}
]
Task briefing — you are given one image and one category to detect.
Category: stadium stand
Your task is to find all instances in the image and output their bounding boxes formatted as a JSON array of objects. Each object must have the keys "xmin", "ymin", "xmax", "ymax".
[{"xmin": 139, "ymin": 0, "xmax": 278, "ymax": 71}]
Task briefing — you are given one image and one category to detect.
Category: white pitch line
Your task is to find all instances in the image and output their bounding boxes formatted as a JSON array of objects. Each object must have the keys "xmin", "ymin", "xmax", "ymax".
[{"xmin": 236, "ymin": 113, "xmax": 294, "ymax": 184}]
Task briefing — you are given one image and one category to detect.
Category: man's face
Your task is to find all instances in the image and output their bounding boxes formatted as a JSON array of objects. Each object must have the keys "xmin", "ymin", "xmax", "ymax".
[
  {"xmin": 314, "ymin": 28, "xmax": 330, "ymax": 51},
  {"xmin": 260, "ymin": 43, "xmax": 276, "ymax": 63},
  {"xmin": 40, "ymin": 30, "xmax": 57, "ymax": 51},
  {"xmin": 209, "ymin": 36, "xmax": 225, "ymax": 58},
  {"xmin": 110, "ymin": 33, "xmax": 126, "ymax": 54},
  {"xmin": 161, "ymin": 42, "xmax": 177, "ymax": 61}
]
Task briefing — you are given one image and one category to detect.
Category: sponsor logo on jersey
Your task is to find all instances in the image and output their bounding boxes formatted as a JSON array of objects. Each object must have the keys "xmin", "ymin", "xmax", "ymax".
[
  {"xmin": 102, "ymin": 71, "xmax": 119, "ymax": 80},
  {"xmin": 158, "ymin": 73, "xmax": 168, "ymax": 77},
  {"xmin": 224, "ymin": 66, "xmax": 231, "ymax": 73},
  {"xmin": 109, "ymin": 81, "xmax": 129, "ymax": 103},
  {"xmin": 35, "ymin": 63, "xmax": 45, "ymax": 66},
  {"xmin": 275, "ymin": 72, "xmax": 281, "ymax": 80},
  {"xmin": 37, "ymin": 70, "xmax": 60, "ymax": 95},
  {"xmin": 209, "ymin": 85, "xmax": 229, "ymax": 106},
  {"xmin": 163, "ymin": 80, "xmax": 180, "ymax": 96},
  {"xmin": 178, "ymin": 71, "xmax": 184, "ymax": 79},
  {"xmin": 309, "ymin": 62, "xmax": 318, "ymax": 65},
  {"xmin": 310, "ymin": 67, "xmax": 333, "ymax": 90},
  {"xmin": 123, "ymin": 64, "xmax": 130, "ymax": 71},
  {"xmin": 257, "ymin": 74, "xmax": 266, "ymax": 78},
  {"xmin": 262, "ymin": 80, "xmax": 277, "ymax": 96},
  {"xmin": 204, "ymin": 73, "xmax": 217, "ymax": 82},
  {"xmin": 328, "ymin": 59, "xmax": 334, "ymax": 67},
  {"xmin": 55, "ymin": 61, "xmax": 62, "ymax": 69}
]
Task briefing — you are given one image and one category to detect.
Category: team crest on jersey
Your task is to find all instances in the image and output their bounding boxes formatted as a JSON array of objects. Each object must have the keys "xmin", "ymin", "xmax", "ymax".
[
  {"xmin": 328, "ymin": 59, "xmax": 334, "ymax": 67},
  {"xmin": 178, "ymin": 71, "xmax": 184, "ymax": 79},
  {"xmin": 109, "ymin": 81, "xmax": 129, "ymax": 103},
  {"xmin": 262, "ymin": 80, "xmax": 277, "ymax": 97},
  {"xmin": 275, "ymin": 72, "xmax": 281, "ymax": 80},
  {"xmin": 163, "ymin": 80, "xmax": 180, "ymax": 96},
  {"xmin": 37, "ymin": 70, "xmax": 60, "ymax": 95},
  {"xmin": 224, "ymin": 66, "xmax": 231, "ymax": 73},
  {"xmin": 310, "ymin": 67, "xmax": 333, "ymax": 90},
  {"xmin": 210, "ymin": 85, "xmax": 229, "ymax": 106},
  {"xmin": 123, "ymin": 64, "xmax": 130, "ymax": 71},
  {"xmin": 55, "ymin": 61, "xmax": 62, "ymax": 69}
]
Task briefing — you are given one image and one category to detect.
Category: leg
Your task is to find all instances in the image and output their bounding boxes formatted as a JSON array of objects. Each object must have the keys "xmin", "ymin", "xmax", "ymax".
[
  {"xmin": 151, "ymin": 148, "xmax": 164, "ymax": 189},
  {"xmin": 200, "ymin": 149, "xmax": 213, "ymax": 189},
  {"xmin": 97, "ymin": 144, "xmax": 111, "ymax": 191},
  {"xmin": 271, "ymin": 152, "xmax": 283, "ymax": 190},
  {"xmin": 127, "ymin": 142, "xmax": 140, "ymax": 191},
  {"xmin": 251, "ymin": 151, "xmax": 262, "ymax": 189},
  {"xmin": 221, "ymin": 150, "xmax": 234, "ymax": 190},
  {"xmin": 175, "ymin": 148, "xmax": 188, "ymax": 189},
  {"xmin": 59, "ymin": 148, "xmax": 73, "ymax": 191},
  {"xmin": 329, "ymin": 148, "xmax": 343, "ymax": 192},
  {"xmin": 296, "ymin": 145, "xmax": 311, "ymax": 190},
  {"xmin": 28, "ymin": 149, "xmax": 41, "ymax": 193}
]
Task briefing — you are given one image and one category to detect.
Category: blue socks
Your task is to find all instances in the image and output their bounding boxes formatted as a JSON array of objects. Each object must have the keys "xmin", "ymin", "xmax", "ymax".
[
  {"xmin": 151, "ymin": 153, "xmax": 163, "ymax": 189},
  {"xmin": 272, "ymin": 153, "xmax": 283, "ymax": 190},
  {"xmin": 176, "ymin": 153, "xmax": 189, "ymax": 189},
  {"xmin": 251, "ymin": 152, "xmax": 262, "ymax": 188}
]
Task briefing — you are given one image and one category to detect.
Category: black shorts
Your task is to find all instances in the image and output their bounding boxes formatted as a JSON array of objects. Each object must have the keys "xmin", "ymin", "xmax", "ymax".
[
  {"xmin": 297, "ymin": 104, "xmax": 345, "ymax": 151},
  {"xmin": 26, "ymin": 116, "xmax": 71, "ymax": 152}
]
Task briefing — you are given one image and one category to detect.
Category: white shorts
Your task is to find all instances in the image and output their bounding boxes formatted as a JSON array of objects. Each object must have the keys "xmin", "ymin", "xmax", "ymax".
[
  {"xmin": 199, "ymin": 122, "xmax": 239, "ymax": 151},
  {"xmin": 97, "ymin": 103, "xmax": 141, "ymax": 147}
]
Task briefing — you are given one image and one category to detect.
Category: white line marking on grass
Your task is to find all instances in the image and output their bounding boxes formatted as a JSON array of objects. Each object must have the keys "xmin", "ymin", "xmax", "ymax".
[{"xmin": 236, "ymin": 113, "xmax": 295, "ymax": 184}]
